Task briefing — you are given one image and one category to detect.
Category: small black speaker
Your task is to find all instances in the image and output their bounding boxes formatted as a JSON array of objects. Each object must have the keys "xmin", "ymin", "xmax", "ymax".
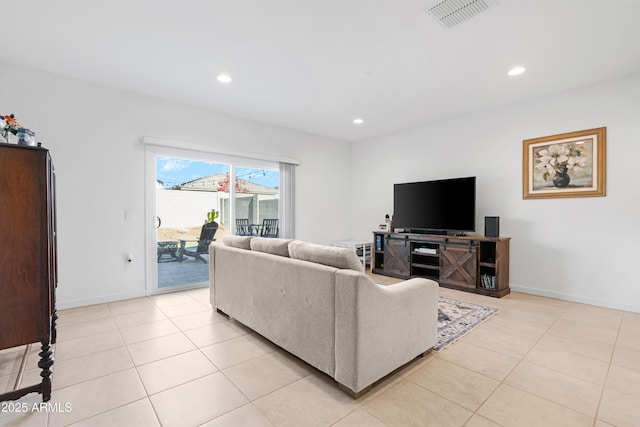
[{"xmin": 485, "ymin": 216, "xmax": 499, "ymax": 238}]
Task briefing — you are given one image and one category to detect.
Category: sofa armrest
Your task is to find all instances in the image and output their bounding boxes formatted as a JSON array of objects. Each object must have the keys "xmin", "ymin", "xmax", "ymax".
[{"xmin": 334, "ymin": 271, "xmax": 439, "ymax": 393}]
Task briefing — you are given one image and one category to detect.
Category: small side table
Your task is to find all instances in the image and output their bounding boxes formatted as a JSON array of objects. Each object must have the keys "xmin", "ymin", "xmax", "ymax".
[
  {"xmin": 331, "ymin": 240, "xmax": 372, "ymax": 268},
  {"xmin": 157, "ymin": 241, "xmax": 180, "ymax": 262}
]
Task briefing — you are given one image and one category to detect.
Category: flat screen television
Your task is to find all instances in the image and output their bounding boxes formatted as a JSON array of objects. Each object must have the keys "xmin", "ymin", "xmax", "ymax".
[{"xmin": 393, "ymin": 176, "xmax": 476, "ymax": 234}]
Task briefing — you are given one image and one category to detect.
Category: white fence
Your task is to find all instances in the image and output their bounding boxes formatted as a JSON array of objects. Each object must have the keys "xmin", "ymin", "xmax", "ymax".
[
  {"xmin": 157, "ymin": 190, "xmax": 219, "ymax": 228},
  {"xmin": 157, "ymin": 190, "xmax": 278, "ymax": 229}
]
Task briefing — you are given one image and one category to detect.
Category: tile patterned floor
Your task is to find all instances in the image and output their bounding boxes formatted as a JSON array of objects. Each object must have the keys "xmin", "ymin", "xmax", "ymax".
[{"xmin": 1, "ymin": 274, "xmax": 640, "ymax": 426}]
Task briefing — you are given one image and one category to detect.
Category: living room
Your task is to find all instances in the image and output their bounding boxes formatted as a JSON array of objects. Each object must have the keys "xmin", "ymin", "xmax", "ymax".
[{"xmin": 1, "ymin": 1, "xmax": 640, "ymax": 426}]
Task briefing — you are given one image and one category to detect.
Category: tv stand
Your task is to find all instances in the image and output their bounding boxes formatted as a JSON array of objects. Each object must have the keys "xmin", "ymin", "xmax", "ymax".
[{"xmin": 372, "ymin": 231, "xmax": 510, "ymax": 298}]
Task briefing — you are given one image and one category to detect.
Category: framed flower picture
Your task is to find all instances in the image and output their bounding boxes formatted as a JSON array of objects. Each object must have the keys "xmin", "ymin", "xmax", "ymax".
[{"xmin": 523, "ymin": 127, "xmax": 606, "ymax": 199}]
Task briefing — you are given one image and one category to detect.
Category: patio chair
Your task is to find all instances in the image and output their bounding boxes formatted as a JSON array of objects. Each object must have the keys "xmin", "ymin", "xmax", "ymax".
[
  {"xmin": 179, "ymin": 221, "xmax": 218, "ymax": 264},
  {"xmin": 236, "ymin": 218, "xmax": 252, "ymax": 236},
  {"xmin": 260, "ymin": 218, "xmax": 279, "ymax": 238}
]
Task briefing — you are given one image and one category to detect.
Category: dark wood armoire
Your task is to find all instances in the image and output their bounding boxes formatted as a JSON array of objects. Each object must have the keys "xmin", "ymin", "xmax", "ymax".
[{"xmin": 0, "ymin": 142, "xmax": 57, "ymax": 402}]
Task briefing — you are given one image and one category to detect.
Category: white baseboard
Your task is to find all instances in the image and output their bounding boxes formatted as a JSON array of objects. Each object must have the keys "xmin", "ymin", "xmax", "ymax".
[
  {"xmin": 57, "ymin": 289, "xmax": 147, "ymax": 310},
  {"xmin": 510, "ymin": 284, "xmax": 639, "ymax": 313},
  {"xmin": 56, "ymin": 283, "xmax": 210, "ymax": 310}
]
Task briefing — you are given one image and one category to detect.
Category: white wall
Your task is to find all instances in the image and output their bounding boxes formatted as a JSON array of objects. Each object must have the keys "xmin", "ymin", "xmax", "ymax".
[
  {"xmin": 352, "ymin": 73, "xmax": 640, "ymax": 312},
  {"xmin": 4, "ymin": 58, "xmax": 638, "ymax": 312},
  {"xmin": 0, "ymin": 61, "xmax": 352, "ymax": 308}
]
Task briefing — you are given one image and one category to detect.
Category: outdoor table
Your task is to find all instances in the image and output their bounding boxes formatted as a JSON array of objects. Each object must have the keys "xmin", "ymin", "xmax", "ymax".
[
  {"xmin": 249, "ymin": 224, "xmax": 263, "ymax": 236},
  {"xmin": 157, "ymin": 241, "xmax": 180, "ymax": 261}
]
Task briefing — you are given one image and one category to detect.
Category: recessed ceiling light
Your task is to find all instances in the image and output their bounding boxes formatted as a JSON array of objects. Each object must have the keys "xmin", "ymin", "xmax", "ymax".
[
  {"xmin": 217, "ymin": 74, "xmax": 232, "ymax": 83},
  {"xmin": 353, "ymin": 118, "xmax": 364, "ymax": 125},
  {"xmin": 508, "ymin": 66, "xmax": 526, "ymax": 76}
]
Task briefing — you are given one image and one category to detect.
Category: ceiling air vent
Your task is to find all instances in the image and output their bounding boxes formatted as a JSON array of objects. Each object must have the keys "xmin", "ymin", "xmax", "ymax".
[{"xmin": 425, "ymin": 0, "xmax": 498, "ymax": 29}]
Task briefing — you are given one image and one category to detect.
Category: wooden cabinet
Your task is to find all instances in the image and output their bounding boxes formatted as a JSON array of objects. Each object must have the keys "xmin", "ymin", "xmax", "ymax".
[
  {"xmin": 0, "ymin": 143, "xmax": 57, "ymax": 402},
  {"xmin": 373, "ymin": 232, "xmax": 510, "ymax": 297}
]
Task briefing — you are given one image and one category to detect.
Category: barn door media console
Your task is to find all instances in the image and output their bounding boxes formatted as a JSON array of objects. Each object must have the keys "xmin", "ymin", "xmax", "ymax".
[{"xmin": 373, "ymin": 232, "xmax": 510, "ymax": 297}]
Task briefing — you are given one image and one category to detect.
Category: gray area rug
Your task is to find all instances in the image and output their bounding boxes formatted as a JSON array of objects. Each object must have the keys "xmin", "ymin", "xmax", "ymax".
[{"xmin": 435, "ymin": 296, "xmax": 499, "ymax": 352}]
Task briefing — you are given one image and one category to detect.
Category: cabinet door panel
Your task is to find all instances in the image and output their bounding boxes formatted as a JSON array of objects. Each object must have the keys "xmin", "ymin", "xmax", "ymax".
[
  {"xmin": 384, "ymin": 236, "xmax": 410, "ymax": 277},
  {"xmin": 440, "ymin": 244, "xmax": 477, "ymax": 289},
  {"xmin": 0, "ymin": 147, "xmax": 46, "ymax": 348}
]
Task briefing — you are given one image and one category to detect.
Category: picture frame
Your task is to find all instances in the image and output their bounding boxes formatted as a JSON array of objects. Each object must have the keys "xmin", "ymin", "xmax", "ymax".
[{"xmin": 522, "ymin": 127, "xmax": 606, "ymax": 199}]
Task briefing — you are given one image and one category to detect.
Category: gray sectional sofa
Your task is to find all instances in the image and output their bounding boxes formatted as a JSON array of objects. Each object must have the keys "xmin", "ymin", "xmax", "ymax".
[{"xmin": 209, "ymin": 236, "xmax": 439, "ymax": 397}]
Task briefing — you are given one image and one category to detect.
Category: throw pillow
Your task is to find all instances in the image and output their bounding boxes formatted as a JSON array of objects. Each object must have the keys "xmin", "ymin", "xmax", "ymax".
[
  {"xmin": 288, "ymin": 241, "xmax": 363, "ymax": 272},
  {"xmin": 250, "ymin": 237, "xmax": 292, "ymax": 257},
  {"xmin": 222, "ymin": 235, "xmax": 253, "ymax": 250}
]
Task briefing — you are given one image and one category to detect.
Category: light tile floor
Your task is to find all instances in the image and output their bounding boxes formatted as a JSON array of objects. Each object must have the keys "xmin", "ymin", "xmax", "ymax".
[{"xmin": 2, "ymin": 274, "xmax": 640, "ymax": 426}]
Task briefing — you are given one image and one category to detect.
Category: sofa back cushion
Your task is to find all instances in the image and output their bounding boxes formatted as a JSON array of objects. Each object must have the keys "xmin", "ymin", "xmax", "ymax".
[
  {"xmin": 250, "ymin": 237, "xmax": 292, "ymax": 257},
  {"xmin": 222, "ymin": 235, "xmax": 253, "ymax": 250},
  {"xmin": 288, "ymin": 240, "xmax": 363, "ymax": 272},
  {"xmin": 212, "ymin": 245, "xmax": 338, "ymax": 377}
]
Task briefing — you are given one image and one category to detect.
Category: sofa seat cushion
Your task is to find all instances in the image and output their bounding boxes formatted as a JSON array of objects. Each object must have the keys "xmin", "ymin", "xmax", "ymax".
[
  {"xmin": 288, "ymin": 240, "xmax": 363, "ymax": 272},
  {"xmin": 250, "ymin": 237, "xmax": 292, "ymax": 257},
  {"xmin": 223, "ymin": 235, "xmax": 253, "ymax": 249}
]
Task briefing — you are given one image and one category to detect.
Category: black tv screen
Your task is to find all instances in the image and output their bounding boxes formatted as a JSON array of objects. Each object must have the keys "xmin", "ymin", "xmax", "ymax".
[{"xmin": 393, "ymin": 176, "xmax": 476, "ymax": 233}]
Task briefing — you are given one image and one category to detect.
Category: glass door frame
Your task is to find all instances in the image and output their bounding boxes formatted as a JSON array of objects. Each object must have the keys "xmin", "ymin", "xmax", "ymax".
[{"xmin": 144, "ymin": 144, "xmax": 281, "ymax": 295}]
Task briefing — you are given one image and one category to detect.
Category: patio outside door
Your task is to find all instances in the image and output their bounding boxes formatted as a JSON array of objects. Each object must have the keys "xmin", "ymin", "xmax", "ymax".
[
  {"xmin": 148, "ymin": 151, "xmax": 282, "ymax": 293},
  {"xmin": 232, "ymin": 166, "xmax": 280, "ymax": 238},
  {"xmin": 155, "ymin": 156, "xmax": 230, "ymax": 290}
]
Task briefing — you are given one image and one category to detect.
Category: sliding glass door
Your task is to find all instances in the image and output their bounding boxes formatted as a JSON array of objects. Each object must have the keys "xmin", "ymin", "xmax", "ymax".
[
  {"xmin": 232, "ymin": 167, "xmax": 280, "ymax": 238},
  {"xmin": 155, "ymin": 156, "xmax": 229, "ymax": 289},
  {"xmin": 146, "ymin": 146, "xmax": 281, "ymax": 293}
]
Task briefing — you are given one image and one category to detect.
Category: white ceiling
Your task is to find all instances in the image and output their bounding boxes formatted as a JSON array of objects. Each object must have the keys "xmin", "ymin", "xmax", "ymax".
[{"xmin": 2, "ymin": 0, "xmax": 640, "ymax": 142}]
